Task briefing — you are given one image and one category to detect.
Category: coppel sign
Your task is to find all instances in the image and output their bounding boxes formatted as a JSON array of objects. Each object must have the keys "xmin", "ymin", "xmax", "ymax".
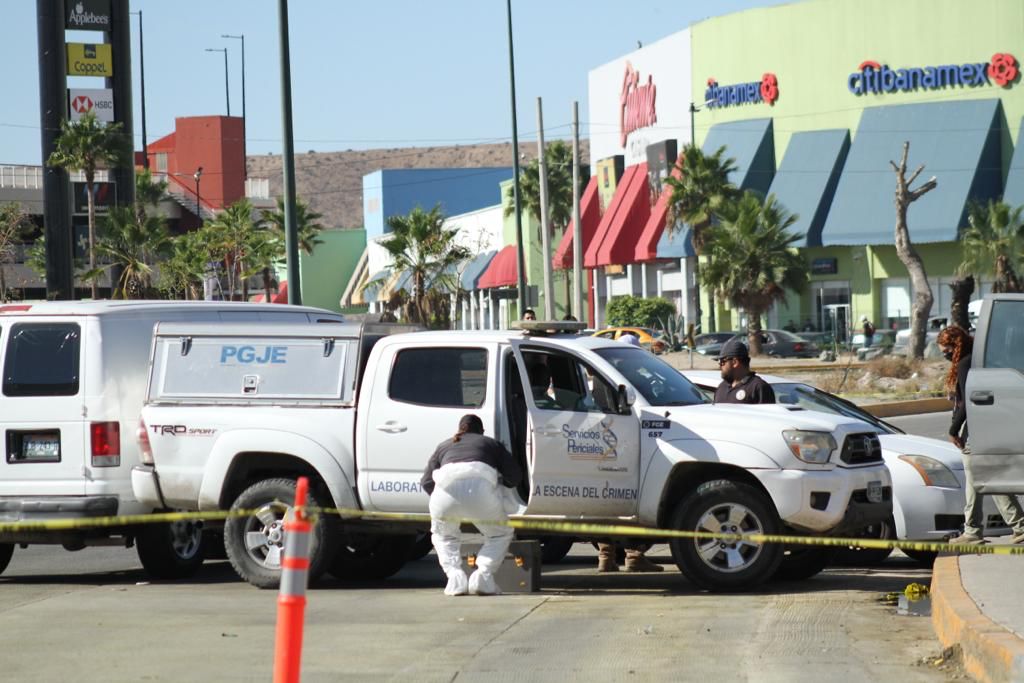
[
  {"xmin": 847, "ymin": 53, "xmax": 1019, "ymax": 95},
  {"xmin": 66, "ymin": 43, "xmax": 113, "ymax": 78},
  {"xmin": 704, "ymin": 73, "xmax": 779, "ymax": 109},
  {"xmin": 65, "ymin": 0, "xmax": 112, "ymax": 30}
]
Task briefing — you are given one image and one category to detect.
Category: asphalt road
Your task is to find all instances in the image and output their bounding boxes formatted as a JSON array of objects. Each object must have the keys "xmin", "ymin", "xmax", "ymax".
[
  {"xmin": 0, "ymin": 412, "xmax": 957, "ymax": 681},
  {"xmin": 886, "ymin": 411, "xmax": 951, "ymax": 442}
]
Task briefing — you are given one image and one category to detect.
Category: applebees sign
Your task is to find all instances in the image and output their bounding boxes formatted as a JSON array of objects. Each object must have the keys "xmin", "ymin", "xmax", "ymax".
[{"xmin": 619, "ymin": 62, "xmax": 657, "ymax": 147}]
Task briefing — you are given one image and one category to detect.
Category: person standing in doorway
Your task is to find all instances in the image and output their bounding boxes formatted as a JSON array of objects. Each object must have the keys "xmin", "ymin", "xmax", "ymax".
[
  {"xmin": 940, "ymin": 326, "xmax": 1024, "ymax": 545},
  {"xmin": 714, "ymin": 339, "xmax": 775, "ymax": 404},
  {"xmin": 421, "ymin": 415, "xmax": 523, "ymax": 595},
  {"xmin": 860, "ymin": 315, "xmax": 875, "ymax": 349}
]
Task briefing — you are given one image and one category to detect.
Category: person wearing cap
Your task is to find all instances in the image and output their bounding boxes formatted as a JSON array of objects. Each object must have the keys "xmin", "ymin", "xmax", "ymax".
[
  {"xmin": 860, "ymin": 315, "xmax": 875, "ymax": 348},
  {"xmin": 714, "ymin": 338, "xmax": 775, "ymax": 404},
  {"xmin": 421, "ymin": 414, "xmax": 523, "ymax": 596}
]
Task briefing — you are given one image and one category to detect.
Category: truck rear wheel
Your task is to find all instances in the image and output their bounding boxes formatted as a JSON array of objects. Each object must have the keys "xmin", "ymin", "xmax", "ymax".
[
  {"xmin": 136, "ymin": 519, "xmax": 205, "ymax": 580},
  {"xmin": 224, "ymin": 478, "xmax": 339, "ymax": 589},
  {"xmin": 0, "ymin": 543, "xmax": 13, "ymax": 575},
  {"xmin": 329, "ymin": 534, "xmax": 414, "ymax": 581},
  {"xmin": 833, "ymin": 517, "xmax": 896, "ymax": 566},
  {"xmin": 669, "ymin": 479, "xmax": 783, "ymax": 591}
]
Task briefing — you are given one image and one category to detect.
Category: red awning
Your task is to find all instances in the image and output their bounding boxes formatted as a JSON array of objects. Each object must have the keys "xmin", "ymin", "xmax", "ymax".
[
  {"xmin": 552, "ymin": 176, "xmax": 600, "ymax": 271},
  {"xmin": 635, "ymin": 163, "xmax": 682, "ymax": 262},
  {"xmin": 476, "ymin": 245, "xmax": 518, "ymax": 289},
  {"xmin": 585, "ymin": 163, "xmax": 650, "ymax": 268},
  {"xmin": 251, "ymin": 280, "xmax": 288, "ymax": 304}
]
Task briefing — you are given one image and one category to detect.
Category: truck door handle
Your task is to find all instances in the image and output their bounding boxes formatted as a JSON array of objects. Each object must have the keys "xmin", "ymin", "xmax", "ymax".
[
  {"xmin": 535, "ymin": 428, "xmax": 562, "ymax": 437},
  {"xmin": 970, "ymin": 391, "xmax": 994, "ymax": 406},
  {"xmin": 598, "ymin": 465, "xmax": 627, "ymax": 472},
  {"xmin": 375, "ymin": 422, "xmax": 408, "ymax": 433}
]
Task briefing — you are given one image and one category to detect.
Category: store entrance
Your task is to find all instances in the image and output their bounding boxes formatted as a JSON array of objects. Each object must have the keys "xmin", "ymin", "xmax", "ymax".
[{"xmin": 813, "ymin": 282, "xmax": 851, "ymax": 343}]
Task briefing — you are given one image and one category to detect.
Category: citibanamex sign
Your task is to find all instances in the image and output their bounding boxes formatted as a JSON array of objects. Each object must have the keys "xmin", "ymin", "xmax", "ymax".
[
  {"xmin": 847, "ymin": 52, "xmax": 1019, "ymax": 95},
  {"xmin": 619, "ymin": 62, "xmax": 657, "ymax": 147},
  {"xmin": 705, "ymin": 73, "xmax": 779, "ymax": 109}
]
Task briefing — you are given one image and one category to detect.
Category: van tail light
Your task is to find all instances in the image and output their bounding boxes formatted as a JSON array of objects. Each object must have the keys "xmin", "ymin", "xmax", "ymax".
[
  {"xmin": 136, "ymin": 419, "xmax": 154, "ymax": 466},
  {"xmin": 90, "ymin": 421, "xmax": 121, "ymax": 467}
]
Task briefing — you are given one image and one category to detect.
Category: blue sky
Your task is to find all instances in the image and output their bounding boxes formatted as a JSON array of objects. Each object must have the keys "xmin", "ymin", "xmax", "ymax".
[{"xmin": 3, "ymin": 0, "xmax": 789, "ymax": 165}]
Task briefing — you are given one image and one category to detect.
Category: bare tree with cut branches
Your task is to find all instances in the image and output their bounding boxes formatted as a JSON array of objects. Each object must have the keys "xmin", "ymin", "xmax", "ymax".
[{"xmin": 890, "ymin": 142, "xmax": 937, "ymax": 360}]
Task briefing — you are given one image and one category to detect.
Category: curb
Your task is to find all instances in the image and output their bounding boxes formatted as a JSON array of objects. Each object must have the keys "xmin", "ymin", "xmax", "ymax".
[
  {"xmin": 931, "ymin": 555, "xmax": 1024, "ymax": 682},
  {"xmin": 863, "ymin": 397, "xmax": 951, "ymax": 418}
]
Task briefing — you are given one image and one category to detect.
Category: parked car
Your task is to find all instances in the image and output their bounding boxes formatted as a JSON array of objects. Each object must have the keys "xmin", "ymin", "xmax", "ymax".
[
  {"xmin": 591, "ymin": 326, "xmax": 668, "ymax": 354},
  {"xmin": 692, "ymin": 332, "xmax": 737, "ymax": 356},
  {"xmin": 682, "ymin": 370, "xmax": 1012, "ymax": 565},
  {"xmin": 891, "ymin": 318, "xmax": 946, "ymax": 357},
  {"xmin": 721, "ymin": 329, "xmax": 820, "ymax": 358},
  {"xmin": 851, "ymin": 329, "xmax": 897, "ymax": 360}
]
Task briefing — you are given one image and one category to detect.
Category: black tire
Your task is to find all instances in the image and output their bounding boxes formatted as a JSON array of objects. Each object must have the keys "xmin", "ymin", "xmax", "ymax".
[
  {"xmin": 540, "ymin": 537, "xmax": 575, "ymax": 564},
  {"xmin": 834, "ymin": 517, "xmax": 896, "ymax": 566},
  {"xmin": 224, "ymin": 478, "xmax": 339, "ymax": 589},
  {"xmin": 0, "ymin": 543, "xmax": 13, "ymax": 575},
  {"xmin": 903, "ymin": 548, "xmax": 937, "ymax": 567},
  {"xmin": 136, "ymin": 519, "xmax": 205, "ymax": 580},
  {"xmin": 669, "ymin": 479, "xmax": 783, "ymax": 591},
  {"xmin": 407, "ymin": 532, "xmax": 434, "ymax": 561},
  {"xmin": 773, "ymin": 546, "xmax": 835, "ymax": 581},
  {"xmin": 329, "ymin": 534, "xmax": 415, "ymax": 581}
]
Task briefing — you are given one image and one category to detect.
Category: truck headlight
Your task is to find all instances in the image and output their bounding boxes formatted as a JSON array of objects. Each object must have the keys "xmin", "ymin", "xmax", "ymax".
[
  {"xmin": 782, "ymin": 430, "xmax": 836, "ymax": 464},
  {"xmin": 898, "ymin": 454, "xmax": 961, "ymax": 488}
]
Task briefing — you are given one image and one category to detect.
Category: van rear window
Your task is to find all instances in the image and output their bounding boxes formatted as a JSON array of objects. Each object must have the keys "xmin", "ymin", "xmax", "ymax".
[{"xmin": 3, "ymin": 323, "xmax": 81, "ymax": 397}]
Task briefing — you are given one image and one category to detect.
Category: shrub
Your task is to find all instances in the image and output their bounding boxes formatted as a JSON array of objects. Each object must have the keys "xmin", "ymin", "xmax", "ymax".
[
  {"xmin": 866, "ymin": 355, "xmax": 921, "ymax": 380},
  {"xmin": 606, "ymin": 295, "xmax": 677, "ymax": 328}
]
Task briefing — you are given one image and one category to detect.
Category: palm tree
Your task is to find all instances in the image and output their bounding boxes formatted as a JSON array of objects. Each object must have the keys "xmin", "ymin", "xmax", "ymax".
[
  {"xmin": 700, "ymin": 193, "xmax": 808, "ymax": 355},
  {"xmin": 47, "ymin": 111, "xmax": 129, "ymax": 299},
  {"xmin": 0, "ymin": 202, "xmax": 30, "ymax": 301},
  {"xmin": 664, "ymin": 145, "xmax": 741, "ymax": 332},
  {"xmin": 159, "ymin": 230, "xmax": 208, "ymax": 300},
  {"xmin": 959, "ymin": 201, "xmax": 1024, "ymax": 293},
  {"xmin": 381, "ymin": 205, "xmax": 470, "ymax": 327},
  {"xmin": 134, "ymin": 168, "xmax": 168, "ymax": 224},
  {"xmin": 205, "ymin": 199, "xmax": 263, "ymax": 300},
  {"xmin": 262, "ymin": 197, "xmax": 326, "ymax": 255},
  {"xmin": 90, "ymin": 206, "xmax": 170, "ymax": 299},
  {"xmin": 245, "ymin": 227, "xmax": 285, "ymax": 302}
]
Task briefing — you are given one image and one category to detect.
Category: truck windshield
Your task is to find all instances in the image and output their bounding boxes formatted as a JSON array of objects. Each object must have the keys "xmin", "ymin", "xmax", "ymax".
[{"xmin": 593, "ymin": 347, "xmax": 707, "ymax": 406}]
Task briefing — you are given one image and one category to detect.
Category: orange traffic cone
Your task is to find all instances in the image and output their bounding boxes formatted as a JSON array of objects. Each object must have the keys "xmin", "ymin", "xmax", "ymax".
[{"xmin": 273, "ymin": 476, "xmax": 312, "ymax": 683}]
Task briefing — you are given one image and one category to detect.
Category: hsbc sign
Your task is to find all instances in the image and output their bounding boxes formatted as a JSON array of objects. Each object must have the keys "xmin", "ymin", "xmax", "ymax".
[{"xmin": 68, "ymin": 88, "xmax": 114, "ymax": 123}]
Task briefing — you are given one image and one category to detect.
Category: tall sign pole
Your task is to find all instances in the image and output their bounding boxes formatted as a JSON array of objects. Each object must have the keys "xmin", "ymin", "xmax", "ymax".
[
  {"xmin": 506, "ymin": 0, "xmax": 527, "ymax": 318},
  {"xmin": 36, "ymin": 0, "xmax": 73, "ymax": 300},
  {"xmin": 109, "ymin": 0, "xmax": 134, "ymax": 208},
  {"xmin": 278, "ymin": 0, "xmax": 301, "ymax": 305},
  {"xmin": 536, "ymin": 97, "xmax": 554, "ymax": 320},
  {"xmin": 133, "ymin": 11, "xmax": 148, "ymax": 169},
  {"xmin": 571, "ymin": 101, "xmax": 583, "ymax": 321}
]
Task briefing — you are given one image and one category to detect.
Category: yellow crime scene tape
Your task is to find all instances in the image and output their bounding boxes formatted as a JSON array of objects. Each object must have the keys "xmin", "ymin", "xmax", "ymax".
[{"xmin": 2, "ymin": 505, "xmax": 1023, "ymax": 557}]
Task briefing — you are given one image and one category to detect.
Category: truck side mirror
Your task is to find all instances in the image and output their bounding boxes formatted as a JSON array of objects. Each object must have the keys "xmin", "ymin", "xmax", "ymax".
[{"xmin": 616, "ymin": 384, "xmax": 635, "ymax": 414}]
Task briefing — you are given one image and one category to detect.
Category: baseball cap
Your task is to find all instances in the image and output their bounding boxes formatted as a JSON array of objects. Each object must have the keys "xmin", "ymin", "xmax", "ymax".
[{"xmin": 717, "ymin": 338, "xmax": 750, "ymax": 361}]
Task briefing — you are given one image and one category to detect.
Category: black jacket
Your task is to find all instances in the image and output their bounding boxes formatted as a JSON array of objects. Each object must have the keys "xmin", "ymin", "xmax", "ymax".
[
  {"xmin": 714, "ymin": 372, "xmax": 776, "ymax": 404},
  {"xmin": 420, "ymin": 433, "xmax": 523, "ymax": 495},
  {"xmin": 950, "ymin": 355, "xmax": 971, "ymax": 441}
]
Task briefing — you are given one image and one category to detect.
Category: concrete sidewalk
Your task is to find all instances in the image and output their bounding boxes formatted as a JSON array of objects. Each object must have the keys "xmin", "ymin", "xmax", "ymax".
[{"xmin": 931, "ymin": 540, "xmax": 1024, "ymax": 682}]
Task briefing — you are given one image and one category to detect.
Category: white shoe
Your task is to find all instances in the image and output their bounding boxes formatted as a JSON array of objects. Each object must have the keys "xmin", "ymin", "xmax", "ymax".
[
  {"xmin": 468, "ymin": 569, "xmax": 499, "ymax": 596},
  {"xmin": 444, "ymin": 570, "xmax": 468, "ymax": 596}
]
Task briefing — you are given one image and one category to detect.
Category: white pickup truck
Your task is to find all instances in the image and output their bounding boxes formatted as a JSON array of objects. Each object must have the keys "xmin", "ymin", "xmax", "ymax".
[{"xmin": 133, "ymin": 321, "xmax": 892, "ymax": 591}]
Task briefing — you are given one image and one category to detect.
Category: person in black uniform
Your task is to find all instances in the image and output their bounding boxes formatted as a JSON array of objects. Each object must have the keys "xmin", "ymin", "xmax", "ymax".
[
  {"xmin": 713, "ymin": 338, "xmax": 776, "ymax": 404},
  {"xmin": 421, "ymin": 415, "xmax": 523, "ymax": 595}
]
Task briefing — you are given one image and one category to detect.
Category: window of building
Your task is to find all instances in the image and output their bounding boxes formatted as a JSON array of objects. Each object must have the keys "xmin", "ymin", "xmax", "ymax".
[
  {"xmin": 388, "ymin": 347, "xmax": 487, "ymax": 407},
  {"xmin": 155, "ymin": 153, "xmax": 167, "ymax": 172},
  {"xmin": 3, "ymin": 323, "xmax": 81, "ymax": 397}
]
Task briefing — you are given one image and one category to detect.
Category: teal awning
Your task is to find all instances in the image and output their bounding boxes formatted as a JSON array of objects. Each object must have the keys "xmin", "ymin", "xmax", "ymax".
[
  {"xmin": 765, "ymin": 129, "xmax": 850, "ymax": 248},
  {"xmin": 656, "ymin": 118, "xmax": 776, "ymax": 258},
  {"xmin": 822, "ymin": 99, "xmax": 1002, "ymax": 246},
  {"xmin": 1003, "ymin": 118, "xmax": 1024, "ymax": 209},
  {"xmin": 460, "ymin": 250, "xmax": 497, "ymax": 290}
]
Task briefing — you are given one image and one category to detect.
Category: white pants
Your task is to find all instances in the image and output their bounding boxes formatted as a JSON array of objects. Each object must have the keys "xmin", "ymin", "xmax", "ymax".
[{"xmin": 429, "ymin": 462, "xmax": 514, "ymax": 578}]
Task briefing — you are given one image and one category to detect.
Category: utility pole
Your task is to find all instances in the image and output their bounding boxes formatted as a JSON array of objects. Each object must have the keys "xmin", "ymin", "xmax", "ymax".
[
  {"xmin": 278, "ymin": 0, "xmax": 301, "ymax": 305},
  {"xmin": 536, "ymin": 97, "xmax": 554, "ymax": 320},
  {"xmin": 505, "ymin": 0, "xmax": 527, "ymax": 319},
  {"xmin": 222, "ymin": 34, "xmax": 247, "ymax": 178},
  {"xmin": 571, "ymin": 101, "xmax": 583, "ymax": 321}
]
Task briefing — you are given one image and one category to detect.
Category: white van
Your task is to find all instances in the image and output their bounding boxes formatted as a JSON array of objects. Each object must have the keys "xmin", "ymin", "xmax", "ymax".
[{"xmin": 0, "ymin": 300, "xmax": 343, "ymax": 578}]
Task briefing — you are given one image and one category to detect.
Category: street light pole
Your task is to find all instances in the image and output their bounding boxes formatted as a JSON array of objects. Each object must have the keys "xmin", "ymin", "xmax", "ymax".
[
  {"xmin": 222, "ymin": 33, "xmax": 246, "ymax": 178},
  {"xmin": 131, "ymin": 10, "xmax": 148, "ymax": 169},
  {"xmin": 205, "ymin": 47, "xmax": 230, "ymax": 116},
  {"xmin": 278, "ymin": 0, "xmax": 301, "ymax": 305},
  {"xmin": 193, "ymin": 167, "xmax": 203, "ymax": 223},
  {"xmin": 506, "ymin": 0, "xmax": 527, "ymax": 319}
]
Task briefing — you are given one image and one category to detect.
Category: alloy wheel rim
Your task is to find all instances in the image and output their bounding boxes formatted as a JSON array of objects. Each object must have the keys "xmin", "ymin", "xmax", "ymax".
[
  {"xmin": 693, "ymin": 502, "xmax": 764, "ymax": 573},
  {"xmin": 169, "ymin": 519, "xmax": 203, "ymax": 560},
  {"xmin": 243, "ymin": 501, "xmax": 289, "ymax": 569}
]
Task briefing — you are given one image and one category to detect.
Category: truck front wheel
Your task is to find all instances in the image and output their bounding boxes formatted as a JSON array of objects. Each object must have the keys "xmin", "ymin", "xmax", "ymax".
[
  {"xmin": 224, "ymin": 478, "xmax": 339, "ymax": 589},
  {"xmin": 669, "ymin": 479, "xmax": 783, "ymax": 591},
  {"xmin": 136, "ymin": 519, "xmax": 205, "ymax": 580}
]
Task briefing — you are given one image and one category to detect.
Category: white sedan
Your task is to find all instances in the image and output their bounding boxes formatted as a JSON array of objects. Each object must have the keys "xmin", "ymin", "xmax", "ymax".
[{"xmin": 681, "ymin": 370, "xmax": 1009, "ymax": 564}]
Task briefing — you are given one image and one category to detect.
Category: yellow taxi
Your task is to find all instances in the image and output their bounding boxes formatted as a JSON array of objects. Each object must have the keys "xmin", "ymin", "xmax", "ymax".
[{"xmin": 591, "ymin": 327, "xmax": 669, "ymax": 354}]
